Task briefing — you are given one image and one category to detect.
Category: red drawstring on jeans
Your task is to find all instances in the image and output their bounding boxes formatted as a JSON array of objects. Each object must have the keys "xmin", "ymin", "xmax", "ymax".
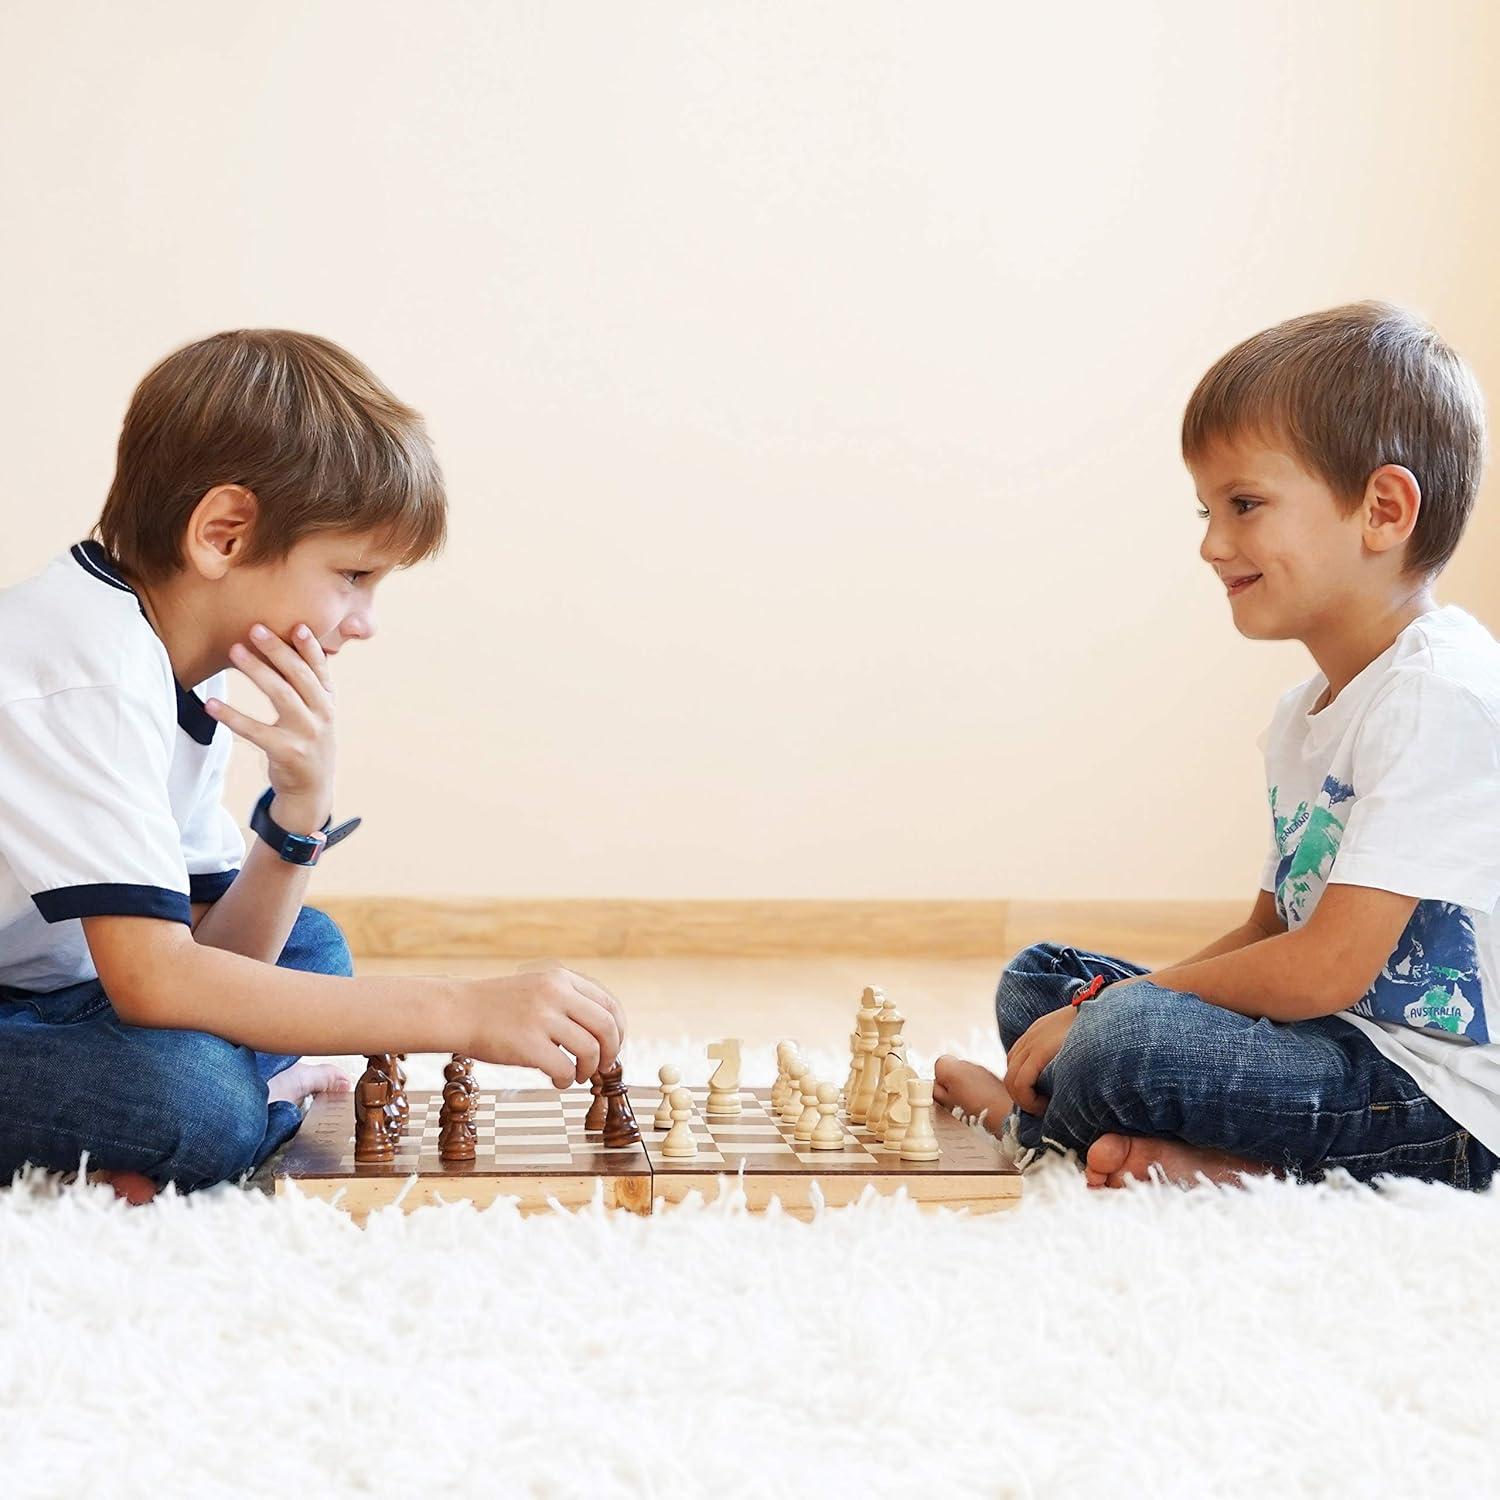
[{"xmin": 1071, "ymin": 974, "xmax": 1108, "ymax": 1007}]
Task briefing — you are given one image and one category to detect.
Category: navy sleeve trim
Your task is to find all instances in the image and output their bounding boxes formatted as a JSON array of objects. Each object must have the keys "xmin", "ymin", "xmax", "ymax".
[
  {"xmin": 31, "ymin": 883, "xmax": 193, "ymax": 926},
  {"xmin": 188, "ymin": 869, "xmax": 239, "ymax": 903}
]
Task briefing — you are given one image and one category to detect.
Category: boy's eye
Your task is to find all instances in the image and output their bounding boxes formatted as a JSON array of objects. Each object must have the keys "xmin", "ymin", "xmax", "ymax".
[
  {"xmin": 341, "ymin": 569, "xmax": 370, "ymax": 585},
  {"xmin": 1196, "ymin": 498, "xmax": 1259, "ymax": 520}
]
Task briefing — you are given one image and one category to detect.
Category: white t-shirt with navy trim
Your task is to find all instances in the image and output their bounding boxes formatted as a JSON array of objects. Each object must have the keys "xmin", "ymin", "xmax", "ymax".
[
  {"xmin": 1256, "ymin": 603, "xmax": 1500, "ymax": 1154},
  {"xmin": 0, "ymin": 541, "xmax": 244, "ymax": 992}
]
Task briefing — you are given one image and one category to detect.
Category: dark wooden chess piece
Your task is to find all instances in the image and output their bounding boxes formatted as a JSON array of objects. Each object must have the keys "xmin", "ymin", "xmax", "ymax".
[
  {"xmin": 383, "ymin": 1052, "xmax": 409, "ymax": 1142},
  {"xmin": 599, "ymin": 1061, "xmax": 641, "ymax": 1148},
  {"xmin": 438, "ymin": 1082, "xmax": 476, "ymax": 1161},
  {"xmin": 354, "ymin": 1057, "xmax": 395, "ymax": 1163},
  {"xmin": 584, "ymin": 1071, "xmax": 607, "ymax": 1133}
]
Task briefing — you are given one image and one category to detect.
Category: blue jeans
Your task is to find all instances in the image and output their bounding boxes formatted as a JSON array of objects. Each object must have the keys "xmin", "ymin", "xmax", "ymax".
[
  {"xmin": 1000, "ymin": 942, "xmax": 1498, "ymax": 1190},
  {"xmin": 0, "ymin": 905, "xmax": 353, "ymax": 1192}
]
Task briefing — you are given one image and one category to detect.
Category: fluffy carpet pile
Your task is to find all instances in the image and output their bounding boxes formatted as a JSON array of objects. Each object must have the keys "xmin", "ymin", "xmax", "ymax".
[{"xmin": 3, "ymin": 1032, "xmax": 1498, "ymax": 1499}]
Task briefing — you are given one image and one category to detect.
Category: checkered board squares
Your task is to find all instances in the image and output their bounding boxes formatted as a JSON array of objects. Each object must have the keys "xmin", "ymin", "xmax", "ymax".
[
  {"xmin": 628, "ymin": 1086, "xmax": 887, "ymax": 1168},
  {"xmin": 273, "ymin": 1085, "xmax": 1020, "ymax": 1220},
  {"xmin": 277, "ymin": 1090, "xmax": 651, "ymax": 1180}
]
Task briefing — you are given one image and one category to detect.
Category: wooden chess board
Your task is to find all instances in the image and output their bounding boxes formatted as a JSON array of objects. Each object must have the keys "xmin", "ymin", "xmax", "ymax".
[{"xmin": 273, "ymin": 1086, "xmax": 1021, "ymax": 1221}]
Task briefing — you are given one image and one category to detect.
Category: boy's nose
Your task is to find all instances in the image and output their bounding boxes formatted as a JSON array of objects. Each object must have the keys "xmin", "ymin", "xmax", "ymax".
[{"xmin": 342, "ymin": 610, "xmax": 377, "ymax": 643}]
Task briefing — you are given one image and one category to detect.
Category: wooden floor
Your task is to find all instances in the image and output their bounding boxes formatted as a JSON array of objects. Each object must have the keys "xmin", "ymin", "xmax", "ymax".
[{"xmin": 355, "ymin": 947, "xmax": 1182, "ymax": 1058}]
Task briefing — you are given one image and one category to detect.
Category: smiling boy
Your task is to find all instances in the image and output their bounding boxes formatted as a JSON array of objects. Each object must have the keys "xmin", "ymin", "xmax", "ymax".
[
  {"xmin": 936, "ymin": 302, "xmax": 1500, "ymax": 1191},
  {"xmin": 0, "ymin": 330, "xmax": 624, "ymax": 1200}
]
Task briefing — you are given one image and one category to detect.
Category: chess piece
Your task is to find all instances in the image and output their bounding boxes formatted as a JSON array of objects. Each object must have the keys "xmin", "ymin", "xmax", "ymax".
[
  {"xmin": 584, "ymin": 1072, "xmax": 607, "ymax": 1133},
  {"xmin": 899, "ymin": 1077, "xmax": 940, "ymax": 1162},
  {"xmin": 850, "ymin": 1003, "xmax": 882, "ymax": 1123},
  {"xmin": 439, "ymin": 1084, "xmax": 476, "ymax": 1161},
  {"xmin": 653, "ymin": 1065, "xmax": 681, "ymax": 1130},
  {"xmin": 881, "ymin": 1063, "xmax": 916, "ymax": 1152},
  {"xmin": 771, "ymin": 1041, "xmax": 798, "ymax": 1113},
  {"xmin": 354, "ymin": 1057, "xmax": 394, "ymax": 1163},
  {"xmin": 780, "ymin": 1058, "xmax": 808, "ymax": 1125},
  {"xmin": 794, "ymin": 1070, "xmax": 820, "ymax": 1144},
  {"xmin": 599, "ymin": 1061, "xmax": 642, "ymax": 1147},
  {"xmin": 810, "ymin": 1083, "xmax": 844, "ymax": 1150},
  {"xmin": 866, "ymin": 1011, "xmax": 905, "ymax": 1134},
  {"xmin": 385, "ymin": 1053, "xmax": 409, "ymax": 1138},
  {"xmin": 661, "ymin": 1087, "xmax": 698, "ymax": 1159},
  {"xmin": 454, "ymin": 1054, "xmax": 478, "ymax": 1099},
  {"xmin": 705, "ymin": 1039, "xmax": 743, "ymax": 1120},
  {"xmin": 840, "ymin": 1031, "xmax": 861, "ymax": 1110}
]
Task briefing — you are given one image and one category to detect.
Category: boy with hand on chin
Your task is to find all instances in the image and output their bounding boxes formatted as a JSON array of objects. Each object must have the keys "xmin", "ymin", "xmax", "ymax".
[
  {"xmin": 937, "ymin": 302, "xmax": 1500, "ymax": 1192},
  {"xmin": 0, "ymin": 331, "xmax": 624, "ymax": 1201}
]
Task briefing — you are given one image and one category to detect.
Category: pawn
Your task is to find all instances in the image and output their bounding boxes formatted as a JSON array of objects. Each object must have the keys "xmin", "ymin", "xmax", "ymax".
[
  {"xmin": 810, "ymin": 1083, "xmax": 844, "ymax": 1150},
  {"xmin": 794, "ymin": 1070, "xmax": 821, "ymax": 1144},
  {"xmin": 899, "ymin": 1077, "xmax": 941, "ymax": 1162},
  {"xmin": 771, "ymin": 1041, "xmax": 797, "ymax": 1112},
  {"xmin": 438, "ymin": 1085, "xmax": 476, "ymax": 1161},
  {"xmin": 661, "ymin": 1086, "xmax": 698, "ymax": 1159},
  {"xmin": 653, "ymin": 1065, "xmax": 681, "ymax": 1130},
  {"xmin": 780, "ymin": 1059, "xmax": 808, "ymax": 1126}
]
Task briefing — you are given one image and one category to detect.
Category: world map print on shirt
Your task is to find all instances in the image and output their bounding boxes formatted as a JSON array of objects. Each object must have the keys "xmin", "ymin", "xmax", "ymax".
[{"xmin": 1269, "ymin": 777, "xmax": 1490, "ymax": 1045}]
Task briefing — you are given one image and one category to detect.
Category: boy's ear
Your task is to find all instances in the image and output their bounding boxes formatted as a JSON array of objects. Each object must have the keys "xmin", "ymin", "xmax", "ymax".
[
  {"xmin": 184, "ymin": 485, "xmax": 260, "ymax": 580},
  {"xmin": 1361, "ymin": 464, "xmax": 1421, "ymax": 560}
]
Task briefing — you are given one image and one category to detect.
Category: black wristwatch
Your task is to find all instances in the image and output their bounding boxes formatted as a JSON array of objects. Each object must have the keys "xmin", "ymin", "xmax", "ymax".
[{"xmin": 250, "ymin": 787, "xmax": 362, "ymax": 867}]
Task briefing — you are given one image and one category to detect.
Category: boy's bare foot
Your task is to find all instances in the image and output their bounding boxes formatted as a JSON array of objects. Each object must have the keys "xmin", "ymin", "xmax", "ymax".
[
  {"xmin": 1084, "ymin": 1132, "xmax": 1277, "ymax": 1189},
  {"xmin": 267, "ymin": 1062, "xmax": 352, "ymax": 1107},
  {"xmin": 90, "ymin": 1169, "xmax": 159, "ymax": 1205},
  {"xmin": 933, "ymin": 1055, "xmax": 1014, "ymax": 1140}
]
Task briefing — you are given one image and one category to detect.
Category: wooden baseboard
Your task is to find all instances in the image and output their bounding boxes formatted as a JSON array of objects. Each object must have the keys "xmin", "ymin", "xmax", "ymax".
[{"xmin": 316, "ymin": 897, "xmax": 1247, "ymax": 960}]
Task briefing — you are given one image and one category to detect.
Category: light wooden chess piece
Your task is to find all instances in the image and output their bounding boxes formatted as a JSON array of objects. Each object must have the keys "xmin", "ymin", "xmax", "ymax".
[
  {"xmin": 794, "ymin": 1071, "xmax": 820, "ymax": 1143},
  {"xmin": 771, "ymin": 1041, "xmax": 798, "ymax": 1113},
  {"xmin": 840, "ymin": 1030, "xmax": 861, "ymax": 1109},
  {"xmin": 810, "ymin": 1083, "xmax": 844, "ymax": 1150},
  {"xmin": 653, "ymin": 1065, "xmax": 681, "ymax": 1130},
  {"xmin": 661, "ymin": 1086, "xmax": 698, "ymax": 1159},
  {"xmin": 705, "ymin": 1038, "xmax": 743, "ymax": 1121},
  {"xmin": 850, "ymin": 1004, "xmax": 882, "ymax": 1124},
  {"xmin": 780, "ymin": 1058, "xmax": 808, "ymax": 1125},
  {"xmin": 438, "ymin": 1084, "xmax": 476, "ymax": 1161},
  {"xmin": 880, "ymin": 1063, "xmax": 916, "ymax": 1152},
  {"xmin": 865, "ymin": 1006, "xmax": 906, "ymax": 1134},
  {"xmin": 899, "ymin": 1077, "xmax": 940, "ymax": 1162}
]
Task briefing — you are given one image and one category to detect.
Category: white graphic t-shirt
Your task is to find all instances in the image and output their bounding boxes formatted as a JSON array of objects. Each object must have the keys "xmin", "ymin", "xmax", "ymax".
[{"xmin": 1256, "ymin": 603, "xmax": 1500, "ymax": 1154}]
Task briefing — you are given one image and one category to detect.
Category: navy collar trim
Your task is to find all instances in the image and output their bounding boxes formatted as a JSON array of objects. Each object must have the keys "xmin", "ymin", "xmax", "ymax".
[{"xmin": 70, "ymin": 540, "xmax": 218, "ymax": 747}]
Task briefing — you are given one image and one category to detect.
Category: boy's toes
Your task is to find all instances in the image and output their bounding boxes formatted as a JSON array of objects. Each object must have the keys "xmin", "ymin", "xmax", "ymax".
[{"xmin": 1085, "ymin": 1133, "xmax": 1133, "ymax": 1187}]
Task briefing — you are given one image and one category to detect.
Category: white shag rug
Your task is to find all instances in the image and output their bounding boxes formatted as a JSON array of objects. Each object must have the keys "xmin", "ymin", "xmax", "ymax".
[{"xmin": 3, "ymin": 1031, "xmax": 1499, "ymax": 1500}]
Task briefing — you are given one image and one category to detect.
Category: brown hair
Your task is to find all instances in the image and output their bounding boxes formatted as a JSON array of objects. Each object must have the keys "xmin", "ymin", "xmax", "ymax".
[
  {"xmin": 96, "ymin": 329, "xmax": 448, "ymax": 584},
  {"xmin": 1181, "ymin": 301, "xmax": 1486, "ymax": 580}
]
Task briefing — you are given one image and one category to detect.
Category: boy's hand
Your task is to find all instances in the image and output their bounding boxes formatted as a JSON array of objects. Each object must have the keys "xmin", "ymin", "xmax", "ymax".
[
  {"xmin": 1004, "ymin": 976, "xmax": 1152, "ymax": 1113},
  {"xmin": 465, "ymin": 967, "xmax": 627, "ymax": 1088},
  {"xmin": 1003, "ymin": 1007, "xmax": 1077, "ymax": 1115},
  {"xmin": 205, "ymin": 623, "xmax": 336, "ymax": 832}
]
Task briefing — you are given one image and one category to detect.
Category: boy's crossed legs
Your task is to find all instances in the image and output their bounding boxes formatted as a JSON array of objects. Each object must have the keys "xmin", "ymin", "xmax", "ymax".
[
  {"xmin": 935, "ymin": 941, "xmax": 1497, "ymax": 1191},
  {"xmin": 0, "ymin": 905, "xmax": 355, "ymax": 1203}
]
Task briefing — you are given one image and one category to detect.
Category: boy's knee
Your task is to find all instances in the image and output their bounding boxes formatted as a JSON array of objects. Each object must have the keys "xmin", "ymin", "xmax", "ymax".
[
  {"xmin": 279, "ymin": 905, "xmax": 354, "ymax": 978},
  {"xmin": 1055, "ymin": 983, "xmax": 1187, "ymax": 1108},
  {"xmin": 995, "ymin": 943, "xmax": 1072, "ymax": 1039},
  {"xmin": 170, "ymin": 1040, "xmax": 270, "ymax": 1188}
]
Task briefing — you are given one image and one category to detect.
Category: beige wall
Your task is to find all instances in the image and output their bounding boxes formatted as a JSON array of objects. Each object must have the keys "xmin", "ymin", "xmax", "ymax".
[{"xmin": 3, "ymin": 1, "xmax": 1497, "ymax": 903}]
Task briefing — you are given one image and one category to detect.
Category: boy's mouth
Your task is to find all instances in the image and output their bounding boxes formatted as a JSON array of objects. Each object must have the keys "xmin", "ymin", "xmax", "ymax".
[{"xmin": 1226, "ymin": 573, "xmax": 1262, "ymax": 597}]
